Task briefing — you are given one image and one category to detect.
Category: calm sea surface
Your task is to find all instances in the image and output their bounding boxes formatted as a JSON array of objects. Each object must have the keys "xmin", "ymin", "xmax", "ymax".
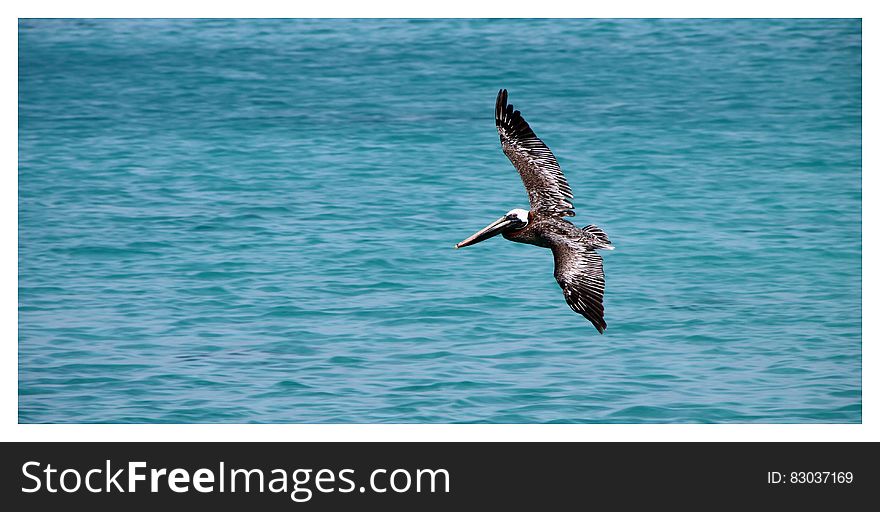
[{"xmin": 19, "ymin": 19, "xmax": 861, "ymax": 423}]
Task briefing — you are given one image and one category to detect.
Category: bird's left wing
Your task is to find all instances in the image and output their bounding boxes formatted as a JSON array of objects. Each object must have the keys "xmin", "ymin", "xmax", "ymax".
[
  {"xmin": 496, "ymin": 89, "xmax": 575, "ymax": 217},
  {"xmin": 549, "ymin": 238, "xmax": 607, "ymax": 333}
]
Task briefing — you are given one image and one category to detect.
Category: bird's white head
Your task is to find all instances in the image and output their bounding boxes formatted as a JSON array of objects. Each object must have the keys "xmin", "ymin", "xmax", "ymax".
[{"xmin": 505, "ymin": 208, "xmax": 530, "ymax": 224}]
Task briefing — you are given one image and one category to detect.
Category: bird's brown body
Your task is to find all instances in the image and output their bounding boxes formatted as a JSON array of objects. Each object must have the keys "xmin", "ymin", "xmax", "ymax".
[{"xmin": 502, "ymin": 211, "xmax": 587, "ymax": 246}]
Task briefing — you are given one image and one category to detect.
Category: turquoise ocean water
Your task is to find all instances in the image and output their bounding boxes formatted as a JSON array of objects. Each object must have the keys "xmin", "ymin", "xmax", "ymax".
[{"xmin": 19, "ymin": 19, "xmax": 861, "ymax": 423}]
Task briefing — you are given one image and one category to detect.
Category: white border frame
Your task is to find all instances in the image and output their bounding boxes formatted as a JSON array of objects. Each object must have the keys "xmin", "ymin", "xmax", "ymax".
[{"xmin": 7, "ymin": 1, "xmax": 874, "ymax": 442}]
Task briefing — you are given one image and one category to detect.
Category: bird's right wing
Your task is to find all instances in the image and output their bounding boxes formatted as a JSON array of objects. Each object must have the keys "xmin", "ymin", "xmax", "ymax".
[
  {"xmin": 549, "ymin": 238, "xmax": 607, "ymax": 333},
  {"xmin": 496, "ymin": 89, "xmax": 575, "ymax": 217}
]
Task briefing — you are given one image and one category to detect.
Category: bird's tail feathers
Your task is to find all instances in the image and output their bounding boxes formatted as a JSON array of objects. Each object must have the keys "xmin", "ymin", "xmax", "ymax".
[{"xmin": 583, "ymin": 225, "xmax": 615, "ymax": 250}]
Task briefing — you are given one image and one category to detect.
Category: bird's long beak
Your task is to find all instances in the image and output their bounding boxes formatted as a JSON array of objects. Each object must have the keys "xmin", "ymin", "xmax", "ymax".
[{"xmin": 455, "ymin": 216, "xmax": 513, "ymax": 249}]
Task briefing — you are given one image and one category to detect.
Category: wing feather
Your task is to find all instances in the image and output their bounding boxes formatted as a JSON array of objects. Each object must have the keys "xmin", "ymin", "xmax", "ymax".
[
  {"xmin": 550, "ymin": 239, "xmax": 607, "ymax": 333},
  {"xmin": 495, "ymin": 89, "xmax": 575, "ymax": 217}
]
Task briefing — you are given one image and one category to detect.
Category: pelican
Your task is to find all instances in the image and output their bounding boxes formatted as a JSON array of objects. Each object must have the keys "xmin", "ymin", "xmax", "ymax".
[{"xmin": 455, "ymin": 89, "xmax": 614, "ymax": 333}]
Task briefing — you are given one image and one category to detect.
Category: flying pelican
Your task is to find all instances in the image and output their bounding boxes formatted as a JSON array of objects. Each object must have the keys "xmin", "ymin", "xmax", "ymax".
[{"xmin": 455, "ymin": 89, "xmax": 614, "ymax": 333}]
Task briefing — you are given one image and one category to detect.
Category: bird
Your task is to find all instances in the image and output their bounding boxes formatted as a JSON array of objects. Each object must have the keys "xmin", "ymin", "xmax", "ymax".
[{"xmin": 455, "ymin": 89, "xmax": 614, "ymax": 333}]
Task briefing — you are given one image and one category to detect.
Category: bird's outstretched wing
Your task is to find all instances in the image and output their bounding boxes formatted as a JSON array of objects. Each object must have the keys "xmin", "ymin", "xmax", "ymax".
[
  {"xmin": 496, "ymin": 89, "xmax": 575, "ymax": 217},
  {"xmin": 549, "ymin": 238, "xmax": 606, "ymax": 333}
]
